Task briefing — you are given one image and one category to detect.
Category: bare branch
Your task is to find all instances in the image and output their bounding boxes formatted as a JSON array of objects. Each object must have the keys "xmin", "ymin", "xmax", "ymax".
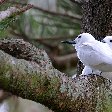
[
  {"xmin": 15, "ymin": 4, "xmax": 33, "ymax": 15},
  {"xmin": 69, "ymin": 0, "xmax": 82, "ymax": 5}
]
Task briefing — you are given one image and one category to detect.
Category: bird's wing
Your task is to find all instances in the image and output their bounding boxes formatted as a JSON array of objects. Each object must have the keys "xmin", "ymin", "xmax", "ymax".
[{"xmin": 82, "ymin": 41, "xmax": 112, "ymax": 65}]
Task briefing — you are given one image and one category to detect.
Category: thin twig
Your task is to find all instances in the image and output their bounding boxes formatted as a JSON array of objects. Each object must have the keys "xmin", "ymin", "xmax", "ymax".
[
  {"xmin": 15, "ymin": 4, "xmax": 33, "ymax": 14},
  {"xmin": 69, "ymin": 0, "xmax": 82, "ymax": 5}
]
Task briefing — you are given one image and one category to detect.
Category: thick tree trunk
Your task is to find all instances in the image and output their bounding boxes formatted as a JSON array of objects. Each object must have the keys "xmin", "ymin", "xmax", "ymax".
[{"xmin": 82, "ymin": 0, "xmax": 112, "ymax": 38}]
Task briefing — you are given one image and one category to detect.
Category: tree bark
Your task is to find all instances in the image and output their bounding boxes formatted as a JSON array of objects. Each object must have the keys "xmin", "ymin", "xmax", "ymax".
[{"xmin": 82, "ymin": 0, "xmax": 112, "ymax": 38}]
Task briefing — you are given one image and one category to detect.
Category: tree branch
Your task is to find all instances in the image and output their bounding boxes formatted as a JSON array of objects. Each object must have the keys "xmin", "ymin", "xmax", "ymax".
[
  {"xmin": 0, "ymin": 39, "xmax": 111, "ymax": 112},
  {"xmin": 0, "ymin": 38, "xmax": 77, "ymax": 70},
  {"xmin": 0, "ymin": 7, "xmax": 17, "ymax": 21},
  {"xmin": 0, "ymin": 4, "xmax": 33, "ymax": 21},
  {"xmin": 0, "ymin": 39, "xmax": 52, "ymax": 67},
  {"xmin": 69, "ymin": 0, "xmax": 82, "ymax": 5},
  {"xmin": 3, "ymin": 34, "xmax": 78, "ymax": 70},
  {"xmin": 0, "ymin": 49, "xmax": 109, "ymax": 112}
]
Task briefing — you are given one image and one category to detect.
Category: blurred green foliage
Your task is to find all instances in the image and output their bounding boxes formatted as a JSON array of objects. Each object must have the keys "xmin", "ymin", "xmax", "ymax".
[
  {"xmin": 0, "ymin": 0, "xmax": 81, "ymax": 74},
  {"xmin": 9, "ymin": 0, "xmax": 81, "ymax": 39}
]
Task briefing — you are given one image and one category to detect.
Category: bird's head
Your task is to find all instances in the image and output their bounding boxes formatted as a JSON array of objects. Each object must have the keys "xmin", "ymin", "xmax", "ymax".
[
  {"xmin": 102, "ymin": 36, "xmax": 112, "ymax": 47},
  {"xmin": 62, "ymin": 33, "xmax": 95, "ymax": 46}
]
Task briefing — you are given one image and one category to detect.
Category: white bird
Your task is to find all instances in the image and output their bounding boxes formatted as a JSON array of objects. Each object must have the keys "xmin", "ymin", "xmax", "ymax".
[
  {"xmin": 81, "ymin": 66, "xmax": 101, "ymax": 75},
  {"xmin": 79, "ymin": 35, "xmax": 112, "ymax": 80},
  {"xmin": 99, "ymin": 36, "xmax": 112, "ymax": 80},
  {"xmin": 81, "ymin": 36, "xmax": 112, "ymax": 75},
  {"xmin": 102, "ymin": 36, "xmax": 112, "ymax": 48},
  {"xmin": 62, "ymin": 33, "xmax": 112, "ymax": 73},
  {"xmin": 0, "ymin": 102, "xmax": 9, "ymax": 112}
]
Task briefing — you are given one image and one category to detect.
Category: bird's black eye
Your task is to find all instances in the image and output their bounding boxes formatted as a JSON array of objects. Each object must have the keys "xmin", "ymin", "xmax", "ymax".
[
  {"xmin": 110, "ymin": 40, "xmax": 112, "ymax": 42},
  {"xmin": 78, "ymin": 36, "xmax": 81, "ymax": 38}
]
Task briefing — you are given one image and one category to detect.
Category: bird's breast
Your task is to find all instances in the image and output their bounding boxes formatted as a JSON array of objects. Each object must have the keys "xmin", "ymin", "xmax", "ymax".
[{"xmin": 77, "ymin": 48, "xmax": 102, "ymax": 66}]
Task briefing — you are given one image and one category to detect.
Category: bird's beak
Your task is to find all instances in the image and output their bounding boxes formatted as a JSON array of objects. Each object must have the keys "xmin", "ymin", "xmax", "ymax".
[
  {"xmin": 101, "ymin": 39, "xmax": 106, "ymax": 43},
  {"xmin": 61, "ymin": 40, "xmax": 76, "ymax": 44}
]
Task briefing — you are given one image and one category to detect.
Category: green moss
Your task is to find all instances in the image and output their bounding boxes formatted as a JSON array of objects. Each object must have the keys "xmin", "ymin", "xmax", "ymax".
[{"xmin": 0, "ymin": 64, "xmax": 11, "ymax": 89}]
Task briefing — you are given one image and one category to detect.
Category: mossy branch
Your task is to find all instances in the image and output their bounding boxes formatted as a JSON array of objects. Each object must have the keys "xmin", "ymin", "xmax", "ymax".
[
  {"xmin": 0, "ymin": 5, "xmax": 33, "ymax": 22},
  {"xmin": 0, "ymin": 4, "xmax": 33, "ymax": 30},
  {"xmin": 0, "ymin": 39, "xmax": 111, "ymax": 112}
]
